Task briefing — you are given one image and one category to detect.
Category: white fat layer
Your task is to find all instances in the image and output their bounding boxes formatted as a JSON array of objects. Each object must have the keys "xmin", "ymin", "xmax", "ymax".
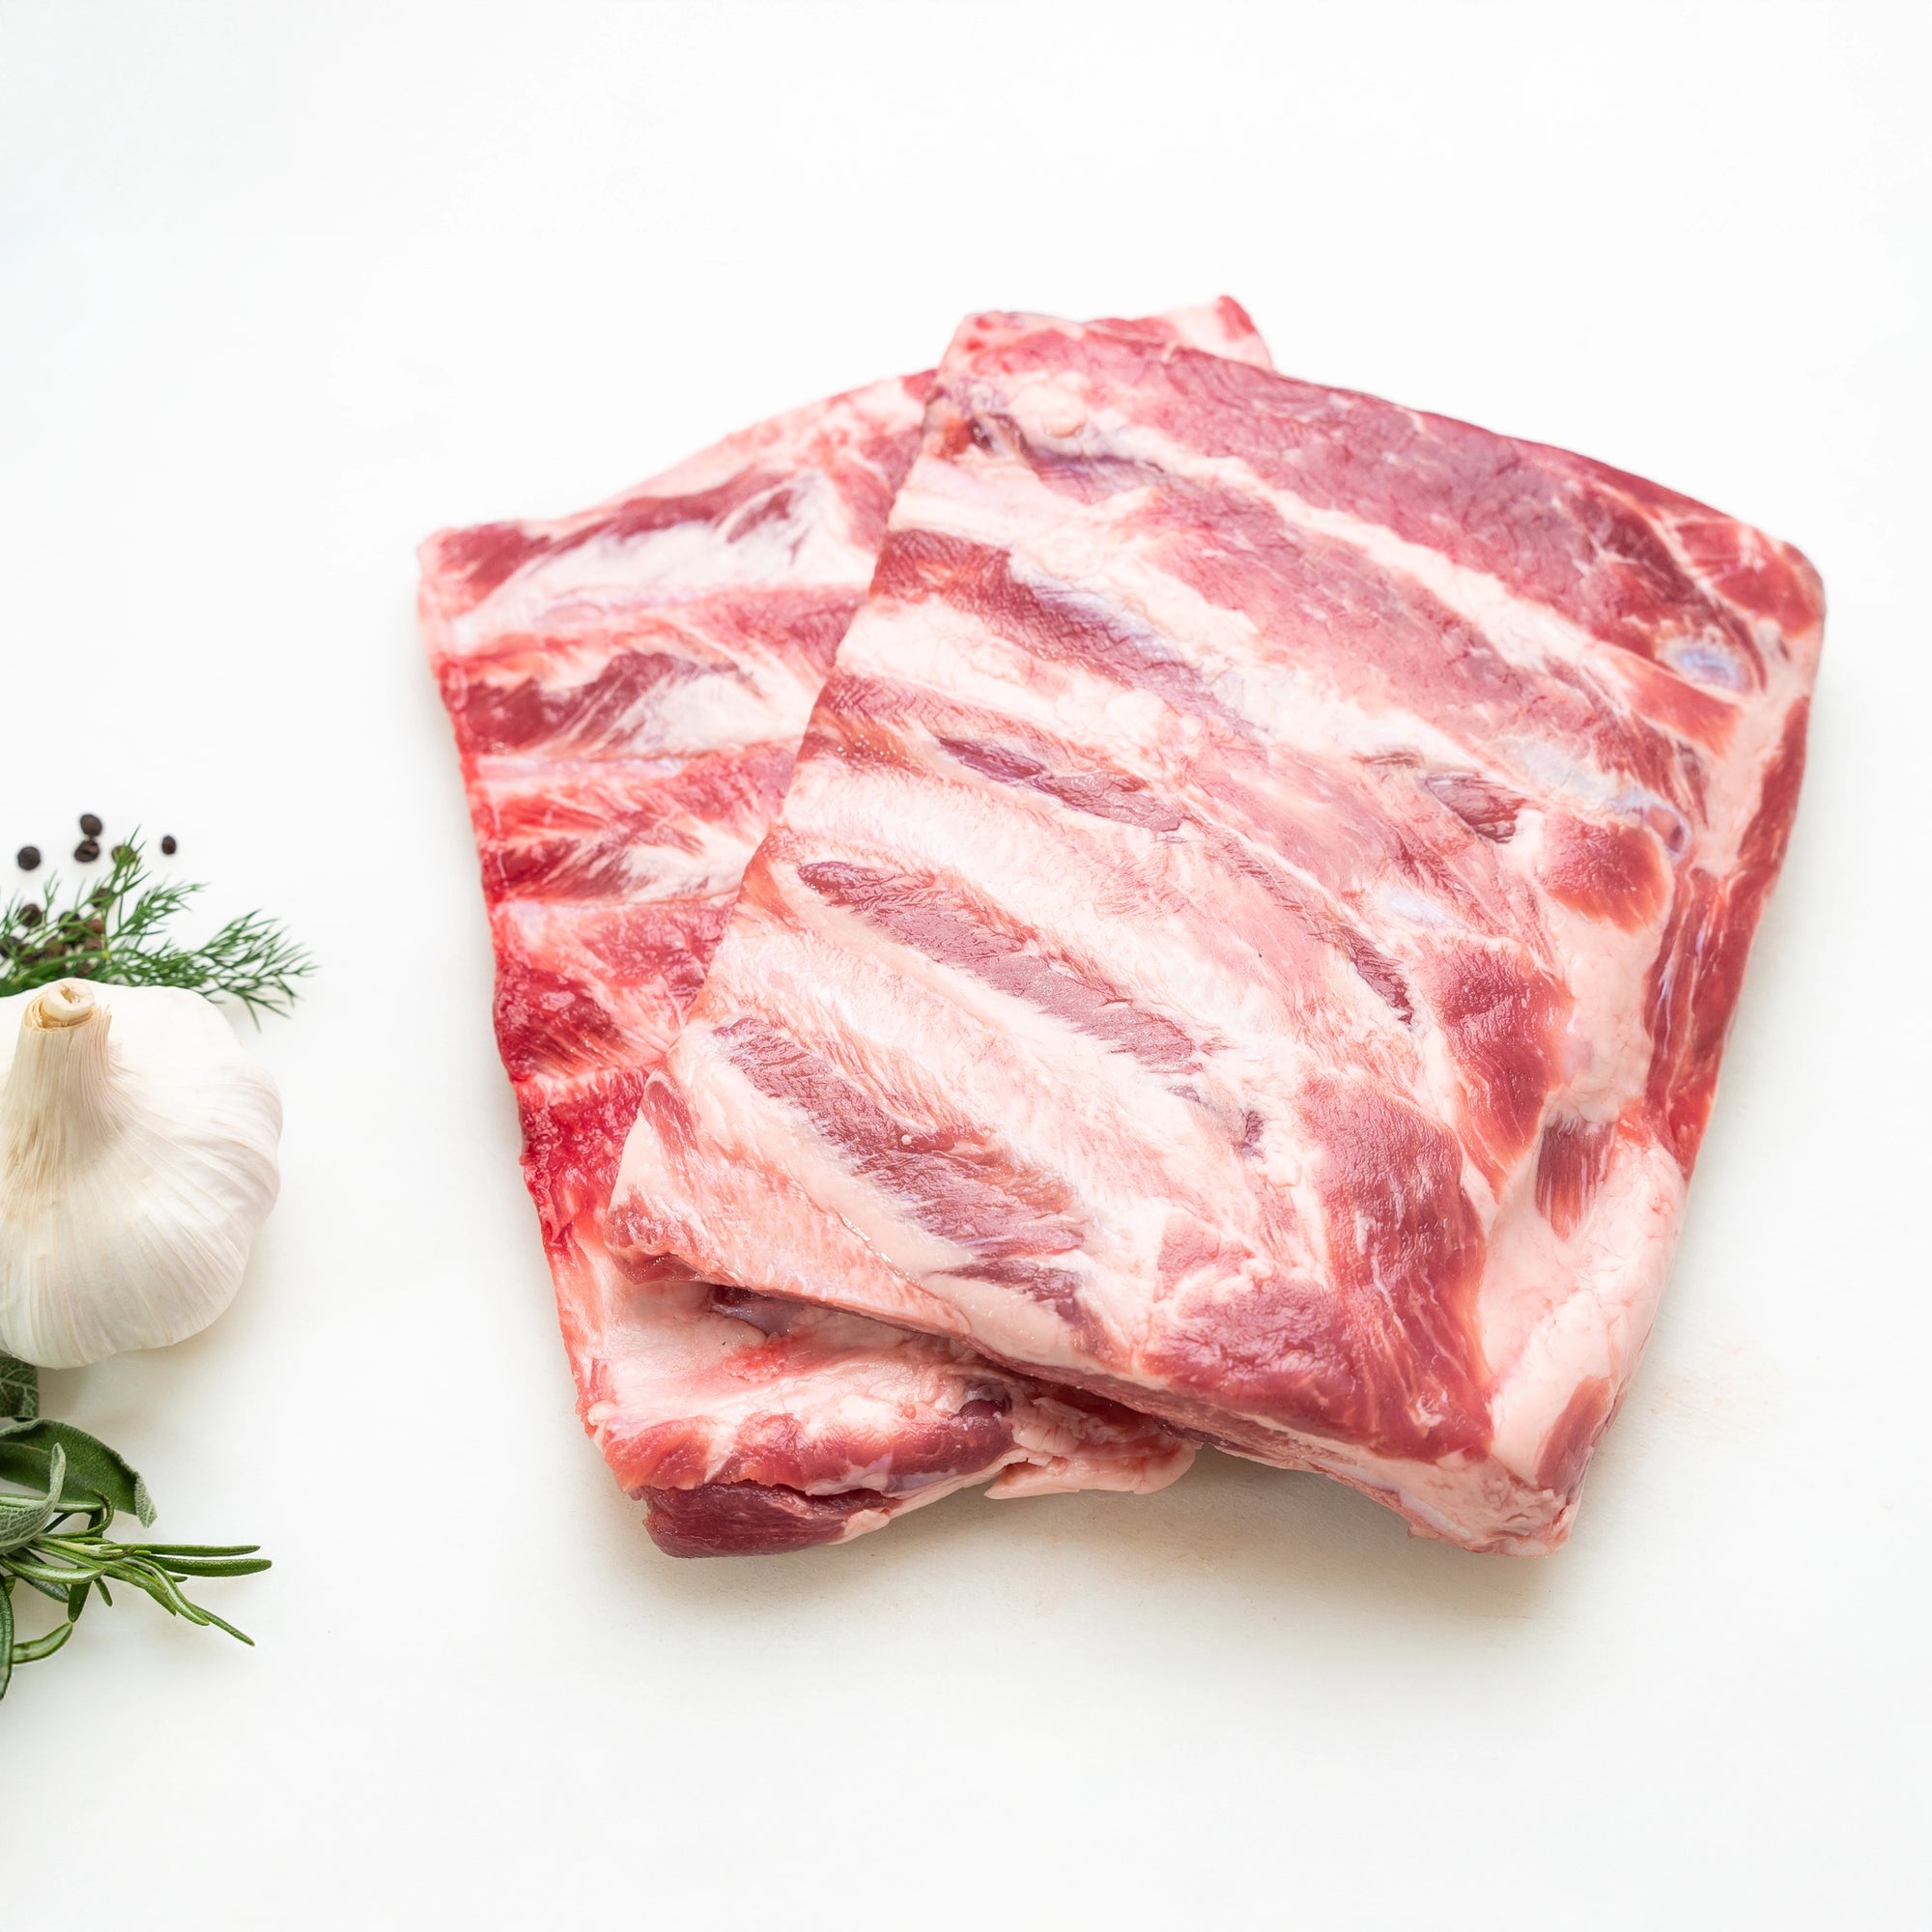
[{"xmin": 448, "ymin": 511, "xmax": 875, "ymax": 654}]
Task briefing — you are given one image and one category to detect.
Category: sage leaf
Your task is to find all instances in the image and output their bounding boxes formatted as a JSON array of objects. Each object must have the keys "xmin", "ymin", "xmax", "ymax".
[
  {"xmin": 0, "ymin": 1421, "xmax": 155, "ymax": 1526},
  {"xmin": 0, "ymin": 1445, "xmax": 68, "ymax": 1555},
  {"xmin": 0, "ymin": 1355, "xmax": 37, "ymax": 1423}
]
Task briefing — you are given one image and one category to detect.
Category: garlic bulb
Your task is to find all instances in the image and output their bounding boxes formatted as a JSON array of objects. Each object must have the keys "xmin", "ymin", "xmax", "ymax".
[{"xmin": 0, "ymin": 979, "xmax": 281, "ymax": 1368}]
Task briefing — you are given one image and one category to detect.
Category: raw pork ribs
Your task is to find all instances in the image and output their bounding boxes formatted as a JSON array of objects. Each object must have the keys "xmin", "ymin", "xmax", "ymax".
[
  {"xmin": 421, "ymin": 304, "xmax": 1272, "ymax": 1553},
  {"xmin": 611, "ymin": 309, "xmax": 1823, "ymax": 1553}
]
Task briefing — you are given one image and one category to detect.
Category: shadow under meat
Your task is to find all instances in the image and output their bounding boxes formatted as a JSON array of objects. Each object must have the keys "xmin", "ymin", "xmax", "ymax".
[{"xmin": 607, "ymin": 1445, "xmax": 1575, "ymax": 1641}]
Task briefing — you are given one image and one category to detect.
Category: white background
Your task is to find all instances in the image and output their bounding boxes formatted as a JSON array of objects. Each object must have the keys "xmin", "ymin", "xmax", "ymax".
[{"xmin": 2, "ymin": 4, "xmax": 1926, "ymax": 1926}]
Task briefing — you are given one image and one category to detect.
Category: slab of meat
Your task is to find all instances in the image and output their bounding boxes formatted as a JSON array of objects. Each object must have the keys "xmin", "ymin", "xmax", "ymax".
[
  {"xmin": 611, "ymin": 309, "xmax": 1824, "ymax": 1554},
  {"xmin": 421, "ymin": 301, "xmax": 1271, "ymax": 1553}
]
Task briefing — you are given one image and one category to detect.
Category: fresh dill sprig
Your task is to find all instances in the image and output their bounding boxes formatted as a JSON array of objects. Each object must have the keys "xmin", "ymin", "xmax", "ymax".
[{"xmin": 0, "ymin": 835, "xmax": 312, "ymax": 1019}]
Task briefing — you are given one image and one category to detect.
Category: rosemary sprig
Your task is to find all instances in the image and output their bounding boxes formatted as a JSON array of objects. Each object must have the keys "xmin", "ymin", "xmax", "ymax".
[
  {"xmin": 0, "ymin": 1355, "xmax": 268, "ymax": 1699},
  {"xmin": 0, "ymin": 836, "xmax": 312, "ymax": 1018}
]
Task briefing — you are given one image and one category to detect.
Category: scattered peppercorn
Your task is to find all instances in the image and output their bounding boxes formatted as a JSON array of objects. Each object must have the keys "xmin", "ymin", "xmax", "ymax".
[
  {"xmin": 17, "ymin": 904, "xmax": 43, "ymax": 929},
  {"xmin": 110, "ymin": 843, "xmax": 133, "ymax": 863},
  {"xmin": 160, "ymin": 835, "xmax": 178, "ymax": 856},
  {"xmin": 78, "ymin": 812, "xmax": 103, "ymax": 838},
  {"xmin": 15, "ymin": 845, "xmax": 40, "ymax": 871},
  {"xmin": 74, "ymin": 838, "xmax": 101, "ymax": 863},
  {"xmin": 90, "ymin": 888, "xmax": 111, "ymax": 908}
]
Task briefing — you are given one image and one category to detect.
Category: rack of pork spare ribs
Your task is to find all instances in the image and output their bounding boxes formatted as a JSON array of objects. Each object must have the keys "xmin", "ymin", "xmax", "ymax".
[{"xmin": 419, "ymin": 299, "xmax": 1821, "ymax": 1559}]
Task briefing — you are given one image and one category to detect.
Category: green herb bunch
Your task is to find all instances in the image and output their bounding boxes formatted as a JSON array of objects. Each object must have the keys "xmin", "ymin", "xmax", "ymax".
[
  {"xmin": 1, "ymin": 829, "xmax": 297, "ymax": 1697},
  {"xmin": 0, "ymin": 1357, "xmax": 269, "ymax": 1697},
  {"xmin": 1, "ymin": 837, "xmax": 313, "ymax": 1017}
]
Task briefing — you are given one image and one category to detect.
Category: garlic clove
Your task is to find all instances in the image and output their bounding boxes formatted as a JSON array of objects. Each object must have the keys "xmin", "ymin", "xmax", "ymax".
[{"xmin": 0, "ymin": 979, "xmax": 283, "ymax": 1369}]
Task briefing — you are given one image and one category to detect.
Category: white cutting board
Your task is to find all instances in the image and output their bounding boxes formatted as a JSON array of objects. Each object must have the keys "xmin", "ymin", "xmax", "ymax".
[{"xmin": 1, "ymin": 5, "xmax": 1925, "ymax": 1927}]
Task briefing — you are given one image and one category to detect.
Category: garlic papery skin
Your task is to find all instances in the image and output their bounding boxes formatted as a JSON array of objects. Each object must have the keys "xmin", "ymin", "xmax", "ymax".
[{"xmin": 0, "ymin": 979, "xmax": 282, "ymax": 1368}]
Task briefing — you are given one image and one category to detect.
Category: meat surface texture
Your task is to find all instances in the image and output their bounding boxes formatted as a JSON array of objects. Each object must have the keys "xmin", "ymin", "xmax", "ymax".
[
  {"xmin": 611, "ymin": 309, "xmax": 1824, "ymax": 1554},
  {"xmin": 422, "ymin": 301, "xmax": 1272, "ymax": 1553}
]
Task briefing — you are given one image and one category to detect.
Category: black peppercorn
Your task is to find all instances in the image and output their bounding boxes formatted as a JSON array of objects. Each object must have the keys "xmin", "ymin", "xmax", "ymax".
[
  {"xmin": 17, "ymin": 903, "xmax": 42, "ymax": 928},
  {"xmin": 160, "ymin": 835, "xmax": 178, "ymax": 855},
  {"xmin": 110, "ymin": 843, "xmax": 133, "ymax": 863},
  {"xmin": 78, "ymin": 812, "xmax": 103, "ymax": 838},
  {"xmin": 15, "ymin": 845, "xmax": 39, "ymax": 871},
  {"xmin": 75, "ymin": 838, "xmax": 100, "ymax": 863}
]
